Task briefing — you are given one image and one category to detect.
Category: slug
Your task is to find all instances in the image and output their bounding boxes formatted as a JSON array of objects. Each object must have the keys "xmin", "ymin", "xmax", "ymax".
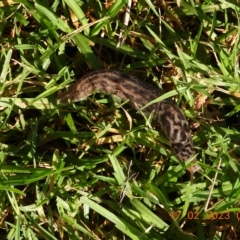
[{"xmin": 58, "ymin": 69, "xmax": 201, "ymax": 179}]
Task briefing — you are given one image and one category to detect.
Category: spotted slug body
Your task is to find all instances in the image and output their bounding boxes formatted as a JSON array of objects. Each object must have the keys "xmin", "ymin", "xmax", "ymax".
[{"xmin": 58, "ymin": 69, "xmax": 200, "ymax": 176}]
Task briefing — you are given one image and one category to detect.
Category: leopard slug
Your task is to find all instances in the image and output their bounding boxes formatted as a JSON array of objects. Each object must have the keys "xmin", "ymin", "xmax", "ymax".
[{"xmin": 58, "ymin": 69, "xmax": 200, "ymax": 178}]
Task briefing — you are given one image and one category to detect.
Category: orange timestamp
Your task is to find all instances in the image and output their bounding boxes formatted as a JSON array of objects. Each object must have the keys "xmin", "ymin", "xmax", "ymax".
[{"xmin": 170, "ymin": 210, "xmax": 240, "ymax": 220}]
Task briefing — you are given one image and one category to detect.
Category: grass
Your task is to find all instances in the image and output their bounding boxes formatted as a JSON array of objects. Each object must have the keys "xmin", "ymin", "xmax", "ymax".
[{"xmin": 0, "ymin": 0, "xmax": 240, "ymax": 239}]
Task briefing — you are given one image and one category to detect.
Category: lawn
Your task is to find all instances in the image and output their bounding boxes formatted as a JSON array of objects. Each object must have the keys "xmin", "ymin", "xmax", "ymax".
[{"xmin": 0, "ymin": 0, "xmax": 240, "ymax": 239}]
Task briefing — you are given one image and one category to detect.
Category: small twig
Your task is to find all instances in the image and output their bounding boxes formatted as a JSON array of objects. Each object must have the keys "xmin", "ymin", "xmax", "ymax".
[
  {"xmin": 119, "ymin": 161, "xmax": 139, "ymax": 205},
  {"xmin": 117, "ymin": 0, "xmax": 132, "ymax": 48},
  {"xmin": 119, "ymin": 160, "xmax": 133, "ymax": 204},
  {"xmin": 204, "ymin": 158, "xmax": 222, "ymax": 211},
  {"xmin": 158, "ymin": 7, "xmax": 162, "ymax": 39}
]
